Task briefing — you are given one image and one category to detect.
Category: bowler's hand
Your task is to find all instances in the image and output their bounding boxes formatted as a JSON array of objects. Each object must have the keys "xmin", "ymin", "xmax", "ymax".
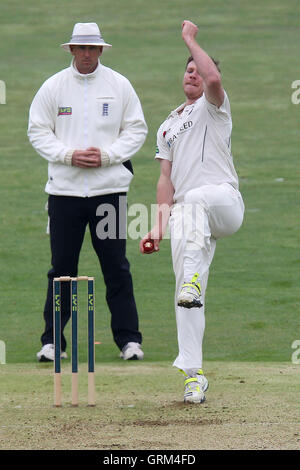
[
  {"xmin": 72, "ymin": 147, "xmax": 101, "ymax": 168},
  {"xmin": 140, "ymin": 231, "xmax": 161, "ymax": 254},
  {"xmin": 182, "ymin": 20, "xmax": 198, "ymax": 45}
]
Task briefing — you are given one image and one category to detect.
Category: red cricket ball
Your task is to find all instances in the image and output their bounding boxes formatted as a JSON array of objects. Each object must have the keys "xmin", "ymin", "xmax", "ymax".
[{"xmin": 143, "ymin": 240, "xmax": 154, "ymax": 253}]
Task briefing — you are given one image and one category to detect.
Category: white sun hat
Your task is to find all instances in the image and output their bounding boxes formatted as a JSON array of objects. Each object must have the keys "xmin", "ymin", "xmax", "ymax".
[{"xmin": 61, "ymin": 22, "xmax": 112, "ymax": 52}]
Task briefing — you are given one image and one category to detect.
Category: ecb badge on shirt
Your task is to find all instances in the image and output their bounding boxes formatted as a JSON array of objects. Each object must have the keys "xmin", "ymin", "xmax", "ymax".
[{"xmin": 102, "ymin": 103, "xmax": 109, "ymax": 116}]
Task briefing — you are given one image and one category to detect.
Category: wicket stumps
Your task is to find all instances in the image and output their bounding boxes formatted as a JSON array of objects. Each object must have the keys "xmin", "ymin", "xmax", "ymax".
[{"xmin": 53, "ymin": 276, "xmax": 95, "ymax": 407}]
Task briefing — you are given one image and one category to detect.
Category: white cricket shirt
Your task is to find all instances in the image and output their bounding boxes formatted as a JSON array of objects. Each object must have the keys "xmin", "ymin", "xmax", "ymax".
[
  {"xmin": 28, "ymin": 60, "xmax": 147, "ymax": 197},
  {"xmin": 155, "ymin": 91, "xmax": 239, "ymax": 203}
]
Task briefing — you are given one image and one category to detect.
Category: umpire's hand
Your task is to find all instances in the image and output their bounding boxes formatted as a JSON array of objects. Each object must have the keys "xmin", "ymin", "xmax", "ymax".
[{"xmin": 72, "ymin": 147, "xmax": 101, "ymax": 168}]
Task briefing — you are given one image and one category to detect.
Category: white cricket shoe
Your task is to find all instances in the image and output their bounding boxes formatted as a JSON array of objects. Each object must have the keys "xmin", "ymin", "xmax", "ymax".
[
  {"xmin": 196, "ymin": 369, "xmax": 209, "ymax": 393},
  {"xmin": 182, "ymin": 369, "xmax": 208, "ymax": 404},
  {"xmin": 177, "ymin": 273, "xmax": 203, "ymax": 309},
  {"xmin": 120, "ymin": 342, "xmax": 144, "ymax": 360},
  {"xmin": 184, "ymin": 377, "xmax": 206, "ymax": 403},
  {"xmin": 37, "ymin": 344, "xmax": 67, "ymax": 362}
]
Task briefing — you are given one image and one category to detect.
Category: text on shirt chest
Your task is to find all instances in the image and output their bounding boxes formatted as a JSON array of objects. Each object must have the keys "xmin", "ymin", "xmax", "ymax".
[{"xmin": 164, "ymin": 120, "xmax": 194, "ymax": 148}]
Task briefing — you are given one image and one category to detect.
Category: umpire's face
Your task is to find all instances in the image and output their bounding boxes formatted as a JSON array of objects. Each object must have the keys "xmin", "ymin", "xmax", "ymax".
[
  {"xmin": 183, "ymin": 60, "xmax": 204, "ymax": 102},
  {"xmin": 70, "ymin": 45, "xmax": 103, "ymax": 74}
]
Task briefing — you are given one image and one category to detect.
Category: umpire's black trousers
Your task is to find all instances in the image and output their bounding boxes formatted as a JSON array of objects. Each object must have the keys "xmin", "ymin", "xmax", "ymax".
[{"xmin": 41, "ymin": 193, "xmax": 142, "ymax": 352}]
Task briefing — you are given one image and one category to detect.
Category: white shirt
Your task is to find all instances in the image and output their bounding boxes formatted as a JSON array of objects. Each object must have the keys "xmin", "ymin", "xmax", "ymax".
[
  {"xmin": 155, "ymin": 91, "xmax": 239, "ymax": 203},
  {"xmin": 28, "ymin": 60, "xmax": 148, "ymax": 197}
]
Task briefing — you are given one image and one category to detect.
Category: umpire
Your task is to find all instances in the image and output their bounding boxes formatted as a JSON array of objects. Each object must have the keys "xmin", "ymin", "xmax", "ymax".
[{"xmin": 28, "ymin": 22, "xmax": 147, "ymax": 362}]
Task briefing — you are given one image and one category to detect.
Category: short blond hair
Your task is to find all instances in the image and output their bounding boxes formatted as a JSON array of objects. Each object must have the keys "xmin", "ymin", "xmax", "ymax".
[{"xmin": 186, "ymin": 55, "xmax": 221, "ymax": 73}]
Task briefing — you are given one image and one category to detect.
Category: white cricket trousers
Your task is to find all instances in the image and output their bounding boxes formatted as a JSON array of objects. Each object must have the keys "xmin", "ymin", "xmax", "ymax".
[{"xmin": 169, "ymin": 183, "xmax": 244, "ymax": 373}]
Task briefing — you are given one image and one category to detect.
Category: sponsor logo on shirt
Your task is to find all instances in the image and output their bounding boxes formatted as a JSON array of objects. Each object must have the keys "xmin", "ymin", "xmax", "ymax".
[
  {"xmin": 58, "ymin": 107, "xmax": 72, "ymax": 116},
  {"xmin": 179, "ymin": 120, "xmax": 193, "ymax": 132},
  {"xmin": 167, "ymin": 134, "xmax": 178, "ymax": 148},
  {"xmin": 165, "ymin": 120, "xmax": 193, "ymax": 148}
]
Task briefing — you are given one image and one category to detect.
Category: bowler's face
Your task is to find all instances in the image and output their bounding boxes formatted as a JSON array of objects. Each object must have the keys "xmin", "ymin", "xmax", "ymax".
[
  {"xmin": 70, "ymin": 45, "xmax": 103, "ymax": 74},
  {"xmin": 183, "ymin": 60, "xmax": 204, "ymax": 102}
]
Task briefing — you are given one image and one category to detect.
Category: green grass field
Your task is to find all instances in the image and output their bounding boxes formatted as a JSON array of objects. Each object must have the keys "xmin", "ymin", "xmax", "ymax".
[{"xmin": 0, "ymin": 0, "xmax": 299, "ymax": 451}]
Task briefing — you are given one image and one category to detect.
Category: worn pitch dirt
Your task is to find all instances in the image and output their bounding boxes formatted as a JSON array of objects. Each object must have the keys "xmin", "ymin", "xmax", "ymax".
[{"xmin": 0, "ymin": 362, "xmax": 299, "ymax": 450}]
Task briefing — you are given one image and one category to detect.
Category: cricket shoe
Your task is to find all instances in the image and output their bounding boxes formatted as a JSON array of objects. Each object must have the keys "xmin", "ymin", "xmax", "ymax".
[
  {"xmin": 181, "ymin": 369, "xmax": 208, "ymax": 404},
  {"xmin": 177, "ymin": 273, "xmax": 203, "ymax": 308},
  {"xmin": 196, "ymin": 369, "xmax": 209, "ymax": 393},
  {"xmin": 37, "ymin": 344, "xmax": 68, "ymax": 362},
  {"xmin": 120, "ymin": 342, "xmax": 144, "ymax": 360}
]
